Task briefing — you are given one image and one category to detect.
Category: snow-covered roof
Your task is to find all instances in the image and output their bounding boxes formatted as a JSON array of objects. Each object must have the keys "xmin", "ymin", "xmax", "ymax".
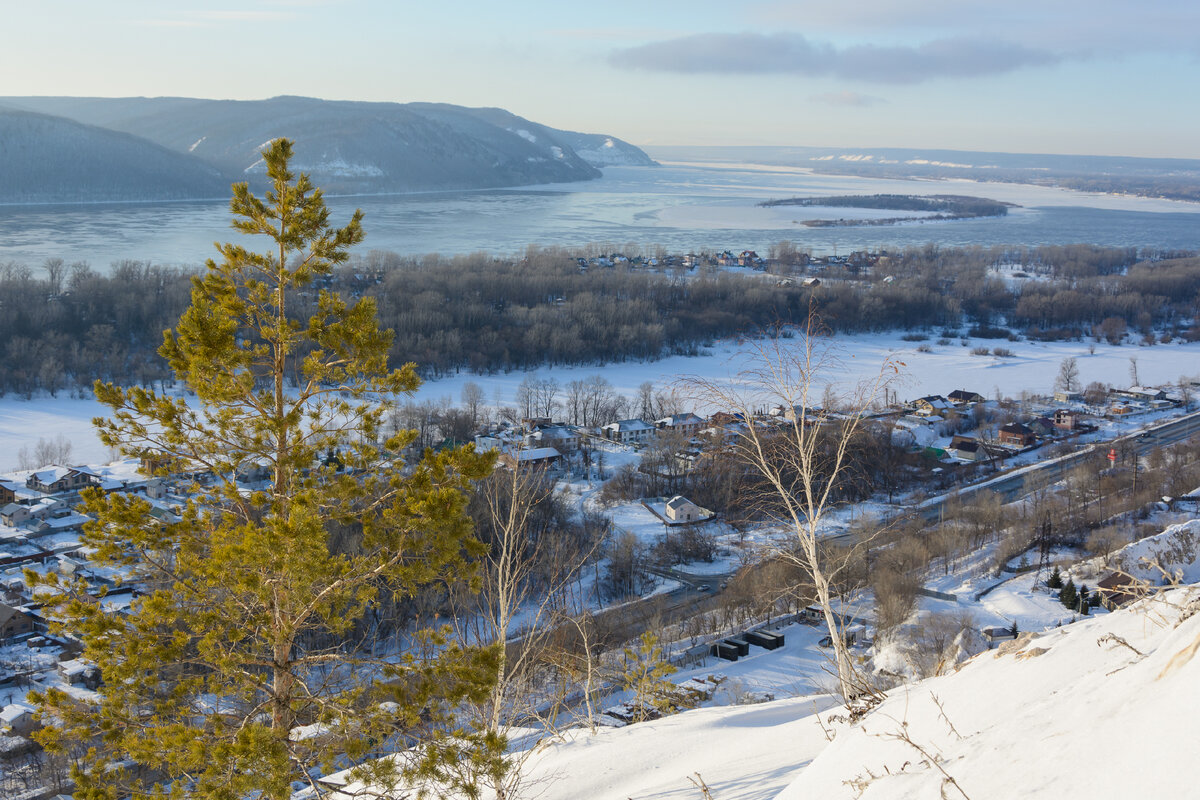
[
  {"xmin": 665, "ymin": 495, "xmax": 696, "ymax": 510},
  {"xmin": 511, "ymin": 447, "xmax": 561, "ymax": 461},
  {"xmin": 29, "ymin": 466, "xmax": 73, "ymax": 485},
  {"xmin": 605, "ymin": 418, "xmax": 655, "ymax": 432}
]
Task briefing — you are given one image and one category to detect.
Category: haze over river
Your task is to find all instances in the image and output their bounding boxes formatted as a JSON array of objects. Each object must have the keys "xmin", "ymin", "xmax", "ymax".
[{"xmin": 2, "ymin": 161, "xmax": 1199, "ymax": 270}]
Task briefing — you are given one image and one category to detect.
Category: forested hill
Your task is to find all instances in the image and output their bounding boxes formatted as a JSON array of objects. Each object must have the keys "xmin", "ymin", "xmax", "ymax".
[
  {"xmin": 0, "ymin": 96, "xmax": 654, "ymax": 201},
  {"xmin": 0, "ymin": 108, "xmax": 229, "ymax": 203}
]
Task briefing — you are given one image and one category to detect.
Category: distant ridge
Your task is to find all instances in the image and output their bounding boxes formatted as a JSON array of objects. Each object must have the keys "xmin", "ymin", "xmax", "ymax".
[
  {"xmin": 0, "ymin": 96, "xmax": 656, "ymax": 203},
  {"xmin": 0, "ymin": 108, "xmax": 228, "ymax": 204}
]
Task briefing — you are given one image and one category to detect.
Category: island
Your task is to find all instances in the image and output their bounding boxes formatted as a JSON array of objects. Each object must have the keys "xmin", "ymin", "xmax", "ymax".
[{"xmin": 758, "ymin": 193, "xmax": 1015, "ymax": 226}]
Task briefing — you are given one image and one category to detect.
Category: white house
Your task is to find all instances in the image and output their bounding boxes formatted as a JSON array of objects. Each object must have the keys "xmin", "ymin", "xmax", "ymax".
[
  {"xmin": 664, "ymin": 495, "xmax": 708, "ymax": 523},
  {"xmin": 602, "ymin": 419, "xmax": 655, "ymax": 445}
]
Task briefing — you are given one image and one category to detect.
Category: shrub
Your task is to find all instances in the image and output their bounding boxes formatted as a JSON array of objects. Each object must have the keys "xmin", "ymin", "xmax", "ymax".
[{"xmin": 970, "ymin": 346, "xmax": 991, "ymax": 356}]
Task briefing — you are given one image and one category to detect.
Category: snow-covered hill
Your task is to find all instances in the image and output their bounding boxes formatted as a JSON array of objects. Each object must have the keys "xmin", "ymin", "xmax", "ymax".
[
  {"xmin": 514, "ymin": 585, "xmax": 1200, "ymax": 799},
  {"xmin": 0, "ymin": 96, "xmax": 655, "ymax": 198}
]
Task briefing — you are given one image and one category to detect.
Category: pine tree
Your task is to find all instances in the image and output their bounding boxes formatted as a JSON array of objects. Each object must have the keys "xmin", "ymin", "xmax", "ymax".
[
  {"xmin": 1059, "ymin": 579, "xmax": 1078, "ymax": 610},
  {"xmin": 30, "ymin": 139, "xmax": 501, "ymax": 800},
  {"xmin": 620, "ymin": 631, "xmax": 685, "ymax": 722},
  {"xmin": 1047, "ymin": 566, "xmax": 1064, "ymax": 590}
]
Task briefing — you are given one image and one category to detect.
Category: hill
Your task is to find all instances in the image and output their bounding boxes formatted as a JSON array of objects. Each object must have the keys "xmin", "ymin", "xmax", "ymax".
[
  {"xmin": 0, "ymin": 107, "xmax": 228, "ymax": 204},
  {"xmin": 0, "ymin": 96, "xmax": 655, "ymax": 197}
]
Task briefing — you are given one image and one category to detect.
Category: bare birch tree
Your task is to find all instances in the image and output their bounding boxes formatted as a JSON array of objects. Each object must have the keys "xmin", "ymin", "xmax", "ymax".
[{"xmin": 682, "ymin": 316, "xmax": 898, "ymax": 702}]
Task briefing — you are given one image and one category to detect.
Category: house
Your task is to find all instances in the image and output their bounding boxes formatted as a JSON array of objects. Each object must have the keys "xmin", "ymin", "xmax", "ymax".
[
  {"xmin": 0, "ymin": 503, "xmax": 31, "ymax": 527},
  {"xmin": 982, "ymin": 626, "xmax": 1018, "ymax": 645},
  {"xmin": 1028, "ymin": 417, "xmax": 1057, "ymax": 437},
  {"xmin": 525, "ymin": 425, "xmax": 580, "ymax": 452},
  {"xmin": 912, "ymin": 395, "xmax": 953, "ymax": 416},
  {"xmin": 949, "ymin": 438, "xmax": 986, "ymax": 462},
  {"xmin": 57, "ymin": 658, "xmax": 101, "ymax": 689},
  {"xmin": 947, "ymin": 389, "xmax": 985, "ymax": 405},
  {"xmin": 0, "ymin": 603, "xmax": 34, "ymax": 640},
  {"xmin": 1095, "ymin": 572, "xmax": 1138, "ymax": 609},
  {"xmin": 0, "ymin": 703, "xmax": 37, "ymax": 736},
  {"xmin": 664, "ymin": 495, "xmax": 708, "ymax": 523},
  {"xmin": 1112, "ymin": 386, "xmax": 1168, "ymax": 403},
  {"xmin": 498, "ymin": 447, "xmax": 562, "ymax": 470},
  {"xmin": 1053, "ymin": 409, "xmax": 1082, "ymax": 431},
  {"xmin": 0, "ymin": 480, "xmax": 21, "ymax": 506},
  {"xmin": 655, "ymin": 413, "xmax": 705, "ymax": 438},
  {"xmin": 26, "ymin": 466, "xmax": 93, "ymax": 495},
  {"xmin": 997, "ymin": 422, "xmax": 1036, "ymax": 448},
  {"xmin": 801, "ymin": 277, "xmax": 821, "ymax": 287},
  {"xmin": 601, "ymin": 419, "xmax": 655, "ymax": 445},
  {"xmin": 1053, "ymin": 390, "xmax": 1083, "ymax": 404}
]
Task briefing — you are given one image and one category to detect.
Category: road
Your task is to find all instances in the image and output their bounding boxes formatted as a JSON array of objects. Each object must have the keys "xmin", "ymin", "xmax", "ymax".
[{"xmin": 913, "ymin": 409, "xmax": 1200, "ymax": 522}]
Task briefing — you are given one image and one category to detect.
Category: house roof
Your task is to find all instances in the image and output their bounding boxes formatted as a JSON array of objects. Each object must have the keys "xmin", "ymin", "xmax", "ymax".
[
  {"xmin": 511, "ymin": 447, "xmax": 561, "ymax": 461},
  {"xmin": 657, "ymin": 413, "xmax": 703, "ymax": 427},
  {"xmin": 665, "ymin": 495, "xmax": 695, "ymax": 510},
  {"xmin": 29, "ymin": 466, "xmax": 73, "ymax": 485},
  {"xmin": 605, "ymin": 419, "xmax": 654, "ymax": 432},
  {"xmin": 999, "ymin": 422, "xmax": 1034, "ymax": 435}
]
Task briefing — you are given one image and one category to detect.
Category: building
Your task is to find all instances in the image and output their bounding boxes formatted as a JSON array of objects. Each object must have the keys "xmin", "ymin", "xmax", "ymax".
[
  {"xmin": 1112, "ymin": 386, "xmax": 1168, "ymax": 403},
  {"xmin": 997, "ymin": 422, "xmax": 1036, "ymax": 448},
  {"xmin": 913, "ymin": 395, "xmax": 953, "ymax": 416},
  {"xmin": 947, "ymin": 389, "xmax": 985, "ymax": 405},
  {"xmin": 0, "ymin": 603, "xmax": 34, "ymax": 640},
  {"xmin": 602, "ymin": 419, "xmax": 655, "ymax": 445},
  {"xmin": 664, "ymin": 495, "xmax": 708, "ymax": 523},
  {"xmin": 654, "ymin": 413, "xmax": 705, "ymax": 438},
  {"xmin": 949, "ymin": 438, "xmax": 986, "ymax": 462},
  {"xmin": 525, "ymin": 425, "xmax": 580, "ymax": 452},
  {"xmin": 498, "ymin": 447, "xmax": 562, "ymax": 470},
  {"xmin": 26, "ymin": 466, "xmax": 93, "ymax": 495},
  {"xmin": 0, "ymin": 480, "xmax": 21, "ymax": 506},
  {"xmin": 1054, "ymin": 409, "xmax": 1081, "ymax": 431}
]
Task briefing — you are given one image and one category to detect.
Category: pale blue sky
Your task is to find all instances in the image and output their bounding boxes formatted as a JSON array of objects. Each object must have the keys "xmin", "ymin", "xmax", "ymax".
[{"xmin": 3, "ymin": 0, "xmax": 1198, "ymax": 157}]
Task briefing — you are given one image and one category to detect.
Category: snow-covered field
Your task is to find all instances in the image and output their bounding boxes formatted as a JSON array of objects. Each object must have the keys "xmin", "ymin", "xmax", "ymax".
[{"xmin": 2, "ymin": 332, "xmax": 1196, "ymax": 470}]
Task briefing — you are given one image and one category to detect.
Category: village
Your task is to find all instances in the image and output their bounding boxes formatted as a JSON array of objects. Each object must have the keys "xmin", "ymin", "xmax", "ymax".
[{"xmin": 1, "ymin": 362, "xmax": 1196, "ymax": 777}]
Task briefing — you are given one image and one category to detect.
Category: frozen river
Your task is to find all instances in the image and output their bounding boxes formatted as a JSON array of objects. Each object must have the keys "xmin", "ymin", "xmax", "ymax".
[{"xmin": 2, "ymin": 161, "xmax": 1199, "ymax": 270}]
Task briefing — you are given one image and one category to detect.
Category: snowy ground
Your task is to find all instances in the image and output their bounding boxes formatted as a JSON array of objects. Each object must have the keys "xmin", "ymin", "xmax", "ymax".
[
  {"xmin": 320, "ymin": 582, "xmax": 1200, "ymax": 800},
  {"xmin": 5, "ymin": 331, "xmax": 1194, "ymax": 471}
]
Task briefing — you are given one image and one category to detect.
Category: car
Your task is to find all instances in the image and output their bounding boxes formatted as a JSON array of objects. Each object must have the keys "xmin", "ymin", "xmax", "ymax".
[{"xmin": 697, "ymin": 584, "xmax": 712, "ymax": 592}]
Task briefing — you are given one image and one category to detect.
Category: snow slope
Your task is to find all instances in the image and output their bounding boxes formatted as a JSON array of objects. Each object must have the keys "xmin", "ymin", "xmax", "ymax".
[
  {"xmin": 325, "ymin": 585, "xmax": 1200, "ymax": 800},
  {"xmin": 778, "ymin": 587, "xmax": 1200, "ymax": 799},
  {"xmin": 1111, "ymin": 518, "xmax": 1200, "ymax": 584}
]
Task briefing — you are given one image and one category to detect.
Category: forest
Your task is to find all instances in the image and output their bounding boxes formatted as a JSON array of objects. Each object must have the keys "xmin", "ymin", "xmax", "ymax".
[{"xmin": 0, "ymin": 242, "xmax": 1196, "ymax": 396}]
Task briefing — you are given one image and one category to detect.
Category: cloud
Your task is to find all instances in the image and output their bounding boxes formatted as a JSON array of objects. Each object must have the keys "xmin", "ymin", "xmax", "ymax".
[
  {"xmin": 749, "ymin": 1, "xmax": 1200, "ymax": 57},
  {"xmin": 610, "ymin": 32, "xmax": 1060, "ymax": 83},
  {"xmin": 810, "ymin": 91, "xmax": 885, "ymax": 107}
]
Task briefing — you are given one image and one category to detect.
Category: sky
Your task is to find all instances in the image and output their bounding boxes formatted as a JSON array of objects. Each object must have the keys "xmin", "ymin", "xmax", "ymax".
[{"xmin": 3, "ymin": 0, "xmax": 1199, "ymax": 158}]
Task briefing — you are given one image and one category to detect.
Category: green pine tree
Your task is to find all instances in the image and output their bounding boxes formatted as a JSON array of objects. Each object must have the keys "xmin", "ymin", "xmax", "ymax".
[
  {"xmin": 620, "ymin": 631, "xmax": 686, "ymax": 723},
  {"xmin": 1047, "ymin": 566, "xmax": 1064, "ymax": 590},
  {"xmin": 1059, "ymin": 578, "xmax": 1078, "ymax": 610},
  {"xmin": 30, "ymin": 139, "xmax": 502, "ymax": 800}
]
